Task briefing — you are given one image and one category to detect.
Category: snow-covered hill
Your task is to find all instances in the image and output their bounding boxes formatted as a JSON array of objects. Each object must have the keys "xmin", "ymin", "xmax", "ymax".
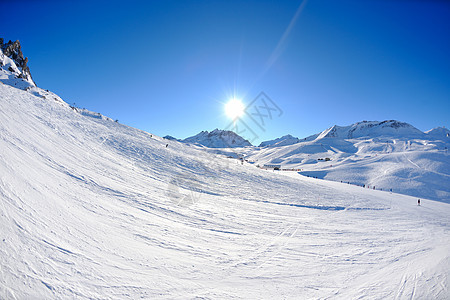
[
  {"xmin": 1, "ymin": 42, "xmax": 449, "ymax": 299},
  {"xmin": 182, "ymin": 128, "xmax": 252, "ymax": 148},
  {"xmin": 243, "ymin": 121, "xmax": 450, "ymax": 203}
]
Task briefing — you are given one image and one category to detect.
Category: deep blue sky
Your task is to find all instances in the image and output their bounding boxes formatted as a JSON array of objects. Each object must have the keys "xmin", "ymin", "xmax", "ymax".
[{"xmin": 2, "ymin": 0, "xmax": 449, "ymax": 144}]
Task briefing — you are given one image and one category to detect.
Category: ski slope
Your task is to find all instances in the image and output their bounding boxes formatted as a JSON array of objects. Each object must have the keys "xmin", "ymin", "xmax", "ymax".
[
  {"xmin": 244, "ymin": 125, "xmax": 450, "ymax": 203},
  {"xmin": 1, "ymin": 83, "xmax": 449, "ymax": 299}
]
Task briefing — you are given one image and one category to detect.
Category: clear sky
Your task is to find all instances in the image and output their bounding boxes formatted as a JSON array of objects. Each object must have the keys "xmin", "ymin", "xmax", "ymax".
[{"xmin": 2, "ymin": 0, "xmax": 449, "ymax": 144}]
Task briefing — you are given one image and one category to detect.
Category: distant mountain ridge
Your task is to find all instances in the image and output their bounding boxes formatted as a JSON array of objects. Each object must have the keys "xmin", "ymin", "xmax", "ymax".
[
  {"xmin": 182, "ymin": 129, "xmax": 252, "ymax": 148},
  {"xmin": 180, "ymin": 120, "xmax": 449, "ymax": 150},
  {"xmin": 316, "ymin": 120, "xmax": 424, "ymax": 140},
  {"xmin": 257, "ymin": 121, "xmax": 449, "ymax": 149},
  {"xmin": 259, "ymin": 134, "xmax": 301, "ymax": 147},
  {"xmin": 244, "ymin": 120, "xmax": 450, "ymax": 203}
]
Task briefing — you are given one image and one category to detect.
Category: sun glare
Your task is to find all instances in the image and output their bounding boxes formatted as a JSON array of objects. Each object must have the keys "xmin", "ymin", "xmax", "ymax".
[{"xmin": 225, "ymin": 98, "xmax": 245, "ymax": 120}]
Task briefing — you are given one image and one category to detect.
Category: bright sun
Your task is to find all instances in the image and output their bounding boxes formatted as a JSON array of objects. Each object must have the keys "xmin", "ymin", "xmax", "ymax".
[{"xmin": 225, "ymin": 98, "xmax": 245, "ymax": 120}]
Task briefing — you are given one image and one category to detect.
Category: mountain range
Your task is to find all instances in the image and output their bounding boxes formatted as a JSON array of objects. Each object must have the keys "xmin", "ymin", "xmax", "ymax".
[
  {"xmin": 180, "ymin": 120, "xmax": 449, "ymax": 149},
  {"xmin": 181, "ymin": 129, "xmax": 252, "ymax": 148}
]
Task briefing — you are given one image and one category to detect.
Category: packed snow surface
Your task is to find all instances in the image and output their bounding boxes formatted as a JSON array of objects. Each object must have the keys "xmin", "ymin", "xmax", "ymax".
[{"xmin": 1, "ymin": 83, "xmax": 449, "ymax": 299}]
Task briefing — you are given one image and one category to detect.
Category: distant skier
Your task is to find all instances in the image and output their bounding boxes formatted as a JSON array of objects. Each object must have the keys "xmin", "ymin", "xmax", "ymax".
[
  {"xmin": 166, "ymin": 144, "xmax": 168, "ymax": 148},
  {"xmin": 418, "ymin": 199, "xmax": 421, "ymax": 206}
]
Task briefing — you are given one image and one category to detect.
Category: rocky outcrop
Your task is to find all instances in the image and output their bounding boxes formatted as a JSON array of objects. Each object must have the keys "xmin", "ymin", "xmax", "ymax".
[{"xmin": 0, "ymin": 38, "xmax": 34, "ymax": 84}]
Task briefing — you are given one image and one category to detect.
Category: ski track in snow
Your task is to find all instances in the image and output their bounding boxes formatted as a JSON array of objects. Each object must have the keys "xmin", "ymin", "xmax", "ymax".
[{"xmin": 0, "ymin": 84, "xmax": 449, "ymax": 299}]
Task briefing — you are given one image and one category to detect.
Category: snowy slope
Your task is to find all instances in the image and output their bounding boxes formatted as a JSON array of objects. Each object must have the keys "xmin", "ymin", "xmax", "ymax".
[
  {"xmin": 183, "ymin": 129, "xmax": 252, "ymax": 148},
  {"xmin": 1, "ymin": 82, "xmax": 450, "ymax": 299},
  {"xmin": 245, "ymin": 121, "xmax": 450, "ymax": 203}
]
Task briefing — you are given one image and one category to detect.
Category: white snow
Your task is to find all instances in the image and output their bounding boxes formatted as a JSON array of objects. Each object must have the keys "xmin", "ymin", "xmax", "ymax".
[{"xmin": 1, "ymin": 83, "xmax": 449, "ymax": 299}]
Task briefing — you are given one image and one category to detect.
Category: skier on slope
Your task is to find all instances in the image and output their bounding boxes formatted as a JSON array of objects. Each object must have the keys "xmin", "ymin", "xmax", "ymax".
[{"xmin": 418, "ymin": 199, "xmax": 421, "ymax": 206}]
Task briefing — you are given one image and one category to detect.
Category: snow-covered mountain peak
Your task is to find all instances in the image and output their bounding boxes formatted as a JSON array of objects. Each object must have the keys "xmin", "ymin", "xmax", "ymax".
[
  {"xmin": 183, "ymin": 129, "xmax": 252, "ymax": 148},
  {"xmin": 259, "ymin": 134, "xmax": 301, "ymax": 147},
  {"xmin": 317, "ymin": 120, "xmax": 424, "ymax": 140},
  {"xmin": 425, "ymin": 127, "xmax": 450, "ymax": 139}
]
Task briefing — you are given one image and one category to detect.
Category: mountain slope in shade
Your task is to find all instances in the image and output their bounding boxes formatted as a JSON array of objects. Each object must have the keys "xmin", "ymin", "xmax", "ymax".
[
  {"xmin": 183, "ymin": 129, "xmax": 252, "ymax": 148},
  {"xmin": 163, "ymin": 135, "xmax": 180, "ymax": 141}
]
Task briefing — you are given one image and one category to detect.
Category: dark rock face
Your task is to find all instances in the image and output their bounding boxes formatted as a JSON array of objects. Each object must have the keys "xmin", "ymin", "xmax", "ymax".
[{"xmin": 1, "ymin": 38, "xmax": 34, "ymax": 84}]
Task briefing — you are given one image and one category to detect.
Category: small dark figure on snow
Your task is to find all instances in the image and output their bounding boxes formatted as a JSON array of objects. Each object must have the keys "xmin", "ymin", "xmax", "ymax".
[
  {"xmin": 166, "ymin": 144, "xmax": 168, "ymax": 148},
  {"xmin": 418, "ymin": 199, "xmax": 421, "ymax": 206}
]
